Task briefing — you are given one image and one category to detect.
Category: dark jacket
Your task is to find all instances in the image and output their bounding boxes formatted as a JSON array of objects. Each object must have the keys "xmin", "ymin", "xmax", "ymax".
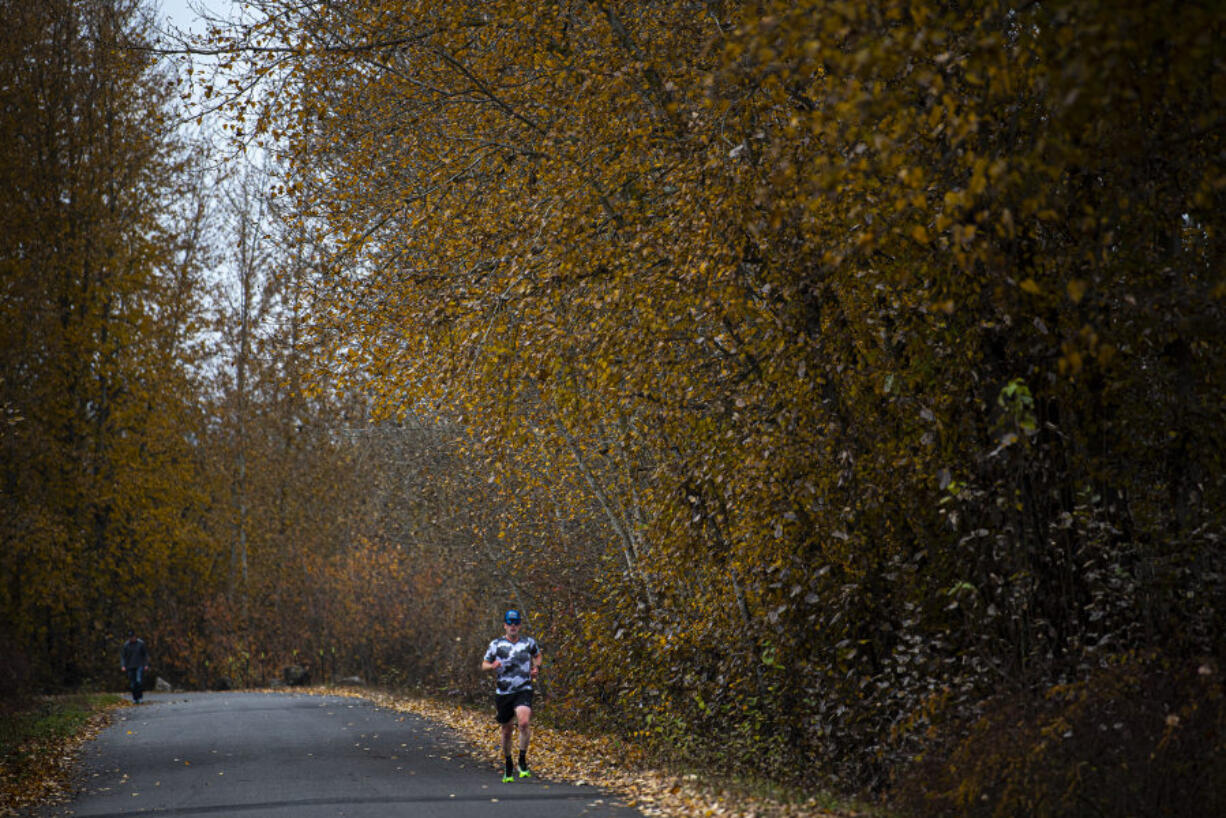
[{"xmin": 121, "ymin": 638, "xmax": 150, "ymax": 670}]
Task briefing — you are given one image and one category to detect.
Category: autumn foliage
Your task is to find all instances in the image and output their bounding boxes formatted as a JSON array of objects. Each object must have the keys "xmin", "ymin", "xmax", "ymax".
[
  {"xmin": 0, "ymin": 0, "xmax": 217, "ymax": 691},
  {"xmin": 3, "ymin": 0, "xmax": 1225, "ymax": 814}
]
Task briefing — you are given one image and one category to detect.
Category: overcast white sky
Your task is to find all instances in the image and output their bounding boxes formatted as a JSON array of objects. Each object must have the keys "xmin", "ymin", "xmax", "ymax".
[{"xmin": 156, "ymin": 0, "xmax": 217, "ymax": 34}]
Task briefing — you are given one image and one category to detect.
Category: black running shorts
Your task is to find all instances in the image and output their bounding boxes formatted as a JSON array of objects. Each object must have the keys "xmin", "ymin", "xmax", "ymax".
[{"xmin": 494, "ymin": 689, "xmax": 533, "ymax": 724}]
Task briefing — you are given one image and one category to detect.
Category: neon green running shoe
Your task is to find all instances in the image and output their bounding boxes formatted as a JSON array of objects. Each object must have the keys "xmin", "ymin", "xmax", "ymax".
[
  {"xmin": 517, "ymin": 765, "xmax": 532, "ymax": 779},
  {"xmin": 502, "ymin": 774, "xmax": 514, "ymax": 783}
]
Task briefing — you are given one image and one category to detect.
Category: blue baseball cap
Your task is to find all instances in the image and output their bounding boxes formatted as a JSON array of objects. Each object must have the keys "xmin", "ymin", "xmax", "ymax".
[{"xmin": 504, "ymin": 609, "xmax": 522, "ymax": 624}]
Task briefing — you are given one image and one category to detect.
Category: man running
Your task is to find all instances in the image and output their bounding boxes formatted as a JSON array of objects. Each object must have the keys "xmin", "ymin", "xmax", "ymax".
[
  {"xmin": 120, "ymin": 630, "xmax": 150, "ymax": 703},
  {"xmin": 481, "ymin": 609, "xmax": 541, "ymax": 782}
]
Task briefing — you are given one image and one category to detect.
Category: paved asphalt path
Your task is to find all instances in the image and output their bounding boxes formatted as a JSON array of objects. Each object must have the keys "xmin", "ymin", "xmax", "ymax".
[{"xmin": 36, "ymin": 691, "xmax": 641, "ymax": 818}]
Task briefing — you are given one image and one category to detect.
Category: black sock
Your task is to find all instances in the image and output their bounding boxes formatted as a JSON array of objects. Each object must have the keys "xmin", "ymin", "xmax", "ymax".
[
  {"xmin": 505, "ymin": 755, "xmax": 514, "ymax": 775},
  {"xmin": 518, "ymin": 750, "xmax": 527, "ymax": 768}
]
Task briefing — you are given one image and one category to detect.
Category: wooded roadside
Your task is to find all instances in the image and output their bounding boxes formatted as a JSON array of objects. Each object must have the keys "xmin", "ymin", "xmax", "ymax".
[{"xmin": 2, "ymin": 2, "xmax": 1222, "ymax": 815}]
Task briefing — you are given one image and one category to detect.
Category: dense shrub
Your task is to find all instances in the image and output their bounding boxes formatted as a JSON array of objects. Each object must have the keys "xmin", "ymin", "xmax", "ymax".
[{"xmin": 896, "ymin": 653, "xmax": 1225, "ymax": 817}]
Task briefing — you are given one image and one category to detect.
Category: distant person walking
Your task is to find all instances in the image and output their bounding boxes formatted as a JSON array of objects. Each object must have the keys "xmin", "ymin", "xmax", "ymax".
[
  {"xmin": 120, "ymin": 630, "xmax": 150, "ymax": 703},
  {"xmin": 481, "ymin": 609, "xmax": 541, "ymax": 782}
]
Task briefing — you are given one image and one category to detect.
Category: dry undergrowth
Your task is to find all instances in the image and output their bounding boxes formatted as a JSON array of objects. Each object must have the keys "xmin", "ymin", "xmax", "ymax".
[{"xmin": 302, "ymin": 686, "xmax": 865, "ymax": 818}]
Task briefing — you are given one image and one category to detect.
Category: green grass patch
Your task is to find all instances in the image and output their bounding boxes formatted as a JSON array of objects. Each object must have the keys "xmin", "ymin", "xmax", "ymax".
[
  {"xmin": 1, "ymin": 692, "xmax": 124, "ymax": 812},
  {"xmin": 0, "ymin": 693, "xmax": 123, "ymax": 766}
]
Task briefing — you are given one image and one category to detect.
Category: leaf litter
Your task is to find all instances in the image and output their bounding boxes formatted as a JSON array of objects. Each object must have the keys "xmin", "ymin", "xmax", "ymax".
[
  {"xmin": 0, "ymin": 697, "xmax": 126, "ymax": 816},
  {"xmin": 301, "ymin": 686, "xmax": 866, "ymax": 818},
  {"xmin": 5, "ymin": 689, "xmax": 869, "ymax": 817}
]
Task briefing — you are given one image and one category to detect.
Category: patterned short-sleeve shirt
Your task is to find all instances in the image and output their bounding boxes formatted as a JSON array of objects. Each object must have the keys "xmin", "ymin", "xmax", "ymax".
[{"xmin": 484, "ymin": 636, "xmax": 540, "ymax": 695}]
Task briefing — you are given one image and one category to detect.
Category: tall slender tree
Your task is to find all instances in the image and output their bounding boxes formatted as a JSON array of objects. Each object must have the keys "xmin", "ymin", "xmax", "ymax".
[{"xmin": 0, "ymin": 0, "xmax": 217, "ymax": 687}]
